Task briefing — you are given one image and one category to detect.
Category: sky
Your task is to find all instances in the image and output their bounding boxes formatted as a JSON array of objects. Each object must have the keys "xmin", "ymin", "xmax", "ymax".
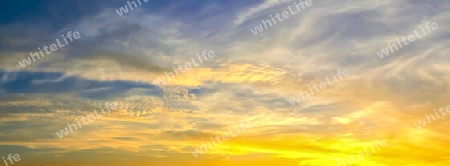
[{"xmin": 0, "ymin": 0, "xmax": 449, "ymax": 165}]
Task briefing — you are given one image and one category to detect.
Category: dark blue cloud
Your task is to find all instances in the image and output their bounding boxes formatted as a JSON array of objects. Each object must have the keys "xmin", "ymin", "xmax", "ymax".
[
  {"xmin": 0, "ymin": 0, "xmax": 125, "ymax": 28},
  {"xmin": 0, "ymin": 70, "xmax": 207, "ymax": 100},
  {"xmin": 0, "ymin": 0, "xmax": 263, "ymax": 26},
  {"xmin": 0, "ymin": 70, "xmax": 160, "ymax": 99}
]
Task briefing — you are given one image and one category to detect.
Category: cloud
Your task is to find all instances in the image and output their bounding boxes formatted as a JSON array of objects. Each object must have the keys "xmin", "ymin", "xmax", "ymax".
[{"xmin": 0, "ymin": 0, "xmax": 450, "ymax": 165}]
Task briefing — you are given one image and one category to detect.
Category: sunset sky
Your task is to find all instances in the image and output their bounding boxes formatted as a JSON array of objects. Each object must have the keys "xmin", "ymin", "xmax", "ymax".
[{"xmin": 0, "ymin": 0, "xmax": 449, "ymax": 165}]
